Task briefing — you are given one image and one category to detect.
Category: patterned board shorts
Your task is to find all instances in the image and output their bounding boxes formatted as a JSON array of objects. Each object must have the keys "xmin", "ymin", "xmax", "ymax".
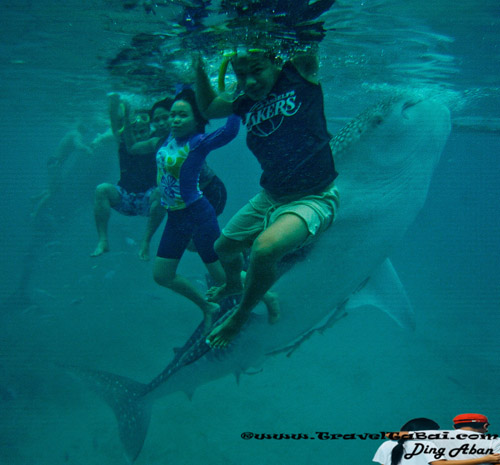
[{"xmin": 111, "ymin": 186, "xmax": 155, "ymax": 216}]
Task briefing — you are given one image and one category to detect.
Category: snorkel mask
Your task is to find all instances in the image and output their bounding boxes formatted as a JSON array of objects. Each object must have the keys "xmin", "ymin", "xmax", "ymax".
[{"xmin": 133, "ymin": 112, "xmax": 150, "ymax": 125}]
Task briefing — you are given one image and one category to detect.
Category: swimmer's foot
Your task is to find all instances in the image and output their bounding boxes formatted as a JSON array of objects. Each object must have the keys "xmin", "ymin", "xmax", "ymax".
[
  {"xmin": 202, "ymin": 301, "xmax": 220, "ymax": 334},
  {"xmin": 263, "ymin": 291, "xmax": 280, "ymax": 324},
  {"xmin": 138, "ymin": 241, "xmax": 150, "ymax": 261},
  {"xmin": 91, "ymin": 240, "xmax": 109, "ymax": 257},
  {"xmin": 206, "ymin": 309, "xmax": 248, "ymax": 348},
  {"xmin": 206, "ymin": 282, "xmax": 243, "ymax": 303}
]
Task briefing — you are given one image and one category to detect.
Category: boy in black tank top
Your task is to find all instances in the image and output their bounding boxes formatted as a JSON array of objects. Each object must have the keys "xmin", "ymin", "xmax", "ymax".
[{"xmin": 195, "ymin": 50, "xmax": 340, "ymax": 348}]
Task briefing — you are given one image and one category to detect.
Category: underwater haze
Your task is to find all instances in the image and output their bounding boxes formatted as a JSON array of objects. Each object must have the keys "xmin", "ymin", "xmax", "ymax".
[{"xmin": 0, "ymin": 1, "xmax": 499, "ymax": 464}]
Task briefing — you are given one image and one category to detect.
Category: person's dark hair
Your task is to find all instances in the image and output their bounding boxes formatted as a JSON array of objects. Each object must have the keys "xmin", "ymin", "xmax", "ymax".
[
  {"xmin": 151, "ymin": 97, "xmax": 174, "ymax": 117},
  {"xmin": 173, "ymin": 88, "xmax": 208, "ymax": 134},
  {"xmin": 230, "ymin": 49, "xmax": 279, "ymax": 66},
  {"xmin": 391, "ymin": 418, "xmax": 440, "ymax": 465}
]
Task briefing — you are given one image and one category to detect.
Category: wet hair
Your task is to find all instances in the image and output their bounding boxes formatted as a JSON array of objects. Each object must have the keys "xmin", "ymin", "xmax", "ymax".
[
  {"xmin": 173, "ymin": 88, "xmax": 208, "ymax": 134},
  {"xmin": 230, "ymin": 49, "xmax": 279, "ymax": 66},
  {"xmin": 151, "ymin": 97, "xmax": 174, "ymax": 117},
  {"xmin": 391, "ymin": 418, "xmax": 440, "ymax": 465}
]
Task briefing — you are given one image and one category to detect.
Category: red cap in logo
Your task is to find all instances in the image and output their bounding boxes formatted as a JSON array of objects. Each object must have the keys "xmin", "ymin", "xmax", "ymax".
[{"xmin": 453, "ymin": 413, "xmax": 489, "ymax": 425}]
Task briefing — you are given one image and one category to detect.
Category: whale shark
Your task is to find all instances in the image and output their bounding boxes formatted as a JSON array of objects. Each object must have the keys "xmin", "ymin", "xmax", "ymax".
[{"xmin": 71, "ymin": 96, "xmax": 451, "ymax": 462}]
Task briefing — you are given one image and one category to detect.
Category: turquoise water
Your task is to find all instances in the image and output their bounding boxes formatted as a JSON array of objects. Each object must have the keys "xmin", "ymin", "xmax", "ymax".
[{"xmin": 0, "ymin": 1, "xmax": 499, "ymax": 464}]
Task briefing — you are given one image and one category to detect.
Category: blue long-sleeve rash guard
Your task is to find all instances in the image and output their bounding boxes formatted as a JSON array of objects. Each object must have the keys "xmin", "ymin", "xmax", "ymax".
[{"xmin": 156, "ymin": 115, "xmax": 239, "ymax": 210}]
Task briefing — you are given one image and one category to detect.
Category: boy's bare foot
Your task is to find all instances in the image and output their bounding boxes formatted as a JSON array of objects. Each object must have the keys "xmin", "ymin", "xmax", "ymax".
[
  {"xmin": 202, "ymin": 301, "xmax": 220, "ymax": 334},
  {"xmin": 206, "ymin": 308, "xmax": 247, "ymax": 348},
  {"xmin": 263, "ymin": 291, "xmax": 280, "ymax": 324},
  {"xmin": 91, "ymin": 240, "xmax": 109, "ymax": 257},
  {"xmin": 206, "ymin": 282, "xmax": 243, "ymax": 303}
]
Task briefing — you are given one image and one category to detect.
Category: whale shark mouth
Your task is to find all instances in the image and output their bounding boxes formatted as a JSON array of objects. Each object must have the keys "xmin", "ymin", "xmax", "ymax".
[{"xmin": 401, "ymin": 99, "xmax": 424, "ymax": 118}]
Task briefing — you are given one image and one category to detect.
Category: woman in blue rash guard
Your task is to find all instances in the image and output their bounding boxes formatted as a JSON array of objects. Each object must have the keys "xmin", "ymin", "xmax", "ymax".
[{"xmin": 153, "ymin": 88, "xmax": 239, "ymax": 332}]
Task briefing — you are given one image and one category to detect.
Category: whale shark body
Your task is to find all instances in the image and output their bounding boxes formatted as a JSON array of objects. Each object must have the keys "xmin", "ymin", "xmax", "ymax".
[{"xmin": 73, "ymin": 96, "xmax": 451, "ymax": 462}]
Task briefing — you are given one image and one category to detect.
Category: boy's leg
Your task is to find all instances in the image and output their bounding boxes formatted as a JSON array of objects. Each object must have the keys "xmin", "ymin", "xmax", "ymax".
[
  {"xmin": 206, "ymin": 193, "xmax": 269, "ymax": 302},
  {"xmin": 239, "ymin": 270, "xmax": 280, "ymax": 324},
  {"xmin": 207, "ymin": 212, "xmax": 309, "ymax": 347},
  {"xmin": 206, "ymin": 234, "xmax": 248, "ymax": 301}
]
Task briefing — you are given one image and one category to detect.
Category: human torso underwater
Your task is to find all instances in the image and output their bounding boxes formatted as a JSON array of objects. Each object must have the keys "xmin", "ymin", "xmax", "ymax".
[
  {"xmin": 117, "ymin": 141, "xmax": 158, "ymax": 194},
  {"xmin": 156, "ymin": 115, "xmax": 239, "ymax": 210},
  {"xmin": 233, "ymin": 61, "xmax": 337, "ymax": 198},
  {"xmin": 156, "ymin": 135, "xmax": 205, "ymax": 211}
]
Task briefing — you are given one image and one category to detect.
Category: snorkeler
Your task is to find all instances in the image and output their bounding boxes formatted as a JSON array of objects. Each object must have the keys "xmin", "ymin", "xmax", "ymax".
[
  {"xmin": 91, "ymin": 93, "xmax": 168, "ymax": 260},
  {"xmin": 128, "ymin": 95, "xmax": 231, "ymax": 250},
  {"xmin": 153, "ymin": 88, "xmax": 239, "ymax": 332},
  {"xmin": 31, "ymin": 124, "xmax": 93, "ymax": 220},
  {"xmin": 195, "ymin": 48, "xmax": 340, "ymax": 348}
]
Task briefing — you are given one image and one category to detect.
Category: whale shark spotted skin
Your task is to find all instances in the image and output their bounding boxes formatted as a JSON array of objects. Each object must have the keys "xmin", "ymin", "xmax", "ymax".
[{"xmin": 71, "ymin": 96, "xmax": 451, "ymax": 462}]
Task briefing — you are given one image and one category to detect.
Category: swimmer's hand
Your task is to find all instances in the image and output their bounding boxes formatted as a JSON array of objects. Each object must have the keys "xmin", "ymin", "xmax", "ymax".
[{"xmin": 192, "ymin": 54, "xmax": 205, "ymax": 73}]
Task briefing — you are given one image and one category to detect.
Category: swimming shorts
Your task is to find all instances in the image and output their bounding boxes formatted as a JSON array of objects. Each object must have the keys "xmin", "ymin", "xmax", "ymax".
[
  {"xmin": 222, "ymin": 183, "xmax": 340, "ymax": 248},
  {"xmin": 156, "ymin": 197, "xmax": 220, "ymax": 263},
  {"xmin": 111, "ymin": 185, "xmax": 155, "ymax": 216}
]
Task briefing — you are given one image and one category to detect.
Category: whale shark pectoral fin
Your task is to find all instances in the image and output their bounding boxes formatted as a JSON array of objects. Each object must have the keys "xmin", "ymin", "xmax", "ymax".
[{"xmin": 345, "ymin": 259, "xmax": 416, "ymax": 331}]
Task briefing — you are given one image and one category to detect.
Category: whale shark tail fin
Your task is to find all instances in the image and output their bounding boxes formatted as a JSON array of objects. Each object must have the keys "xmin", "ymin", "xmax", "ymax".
[{"xmin": 66, "ymin": 366, "xmax": 152, "ymax": 463}]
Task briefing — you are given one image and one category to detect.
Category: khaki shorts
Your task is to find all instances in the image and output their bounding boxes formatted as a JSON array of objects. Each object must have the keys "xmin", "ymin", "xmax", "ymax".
[{"xmin": 222, "ymin": 183, "xmax": 340, "ymax": 248}]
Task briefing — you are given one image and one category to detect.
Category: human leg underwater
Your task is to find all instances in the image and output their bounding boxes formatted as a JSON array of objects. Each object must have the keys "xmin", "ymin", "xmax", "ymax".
[{"xmin": 91, "ymin": 183, "xmax": 121, "ymax": 256}]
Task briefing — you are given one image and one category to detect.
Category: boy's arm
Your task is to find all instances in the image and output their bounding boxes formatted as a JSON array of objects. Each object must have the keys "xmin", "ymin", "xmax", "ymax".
[
  {"xmin": 194, "ymin": 56, "xmax": 234, "ymax": 119},
  {"xmin": 291, "ymin": 52, "xmax": 320, "ymax": 84}
]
